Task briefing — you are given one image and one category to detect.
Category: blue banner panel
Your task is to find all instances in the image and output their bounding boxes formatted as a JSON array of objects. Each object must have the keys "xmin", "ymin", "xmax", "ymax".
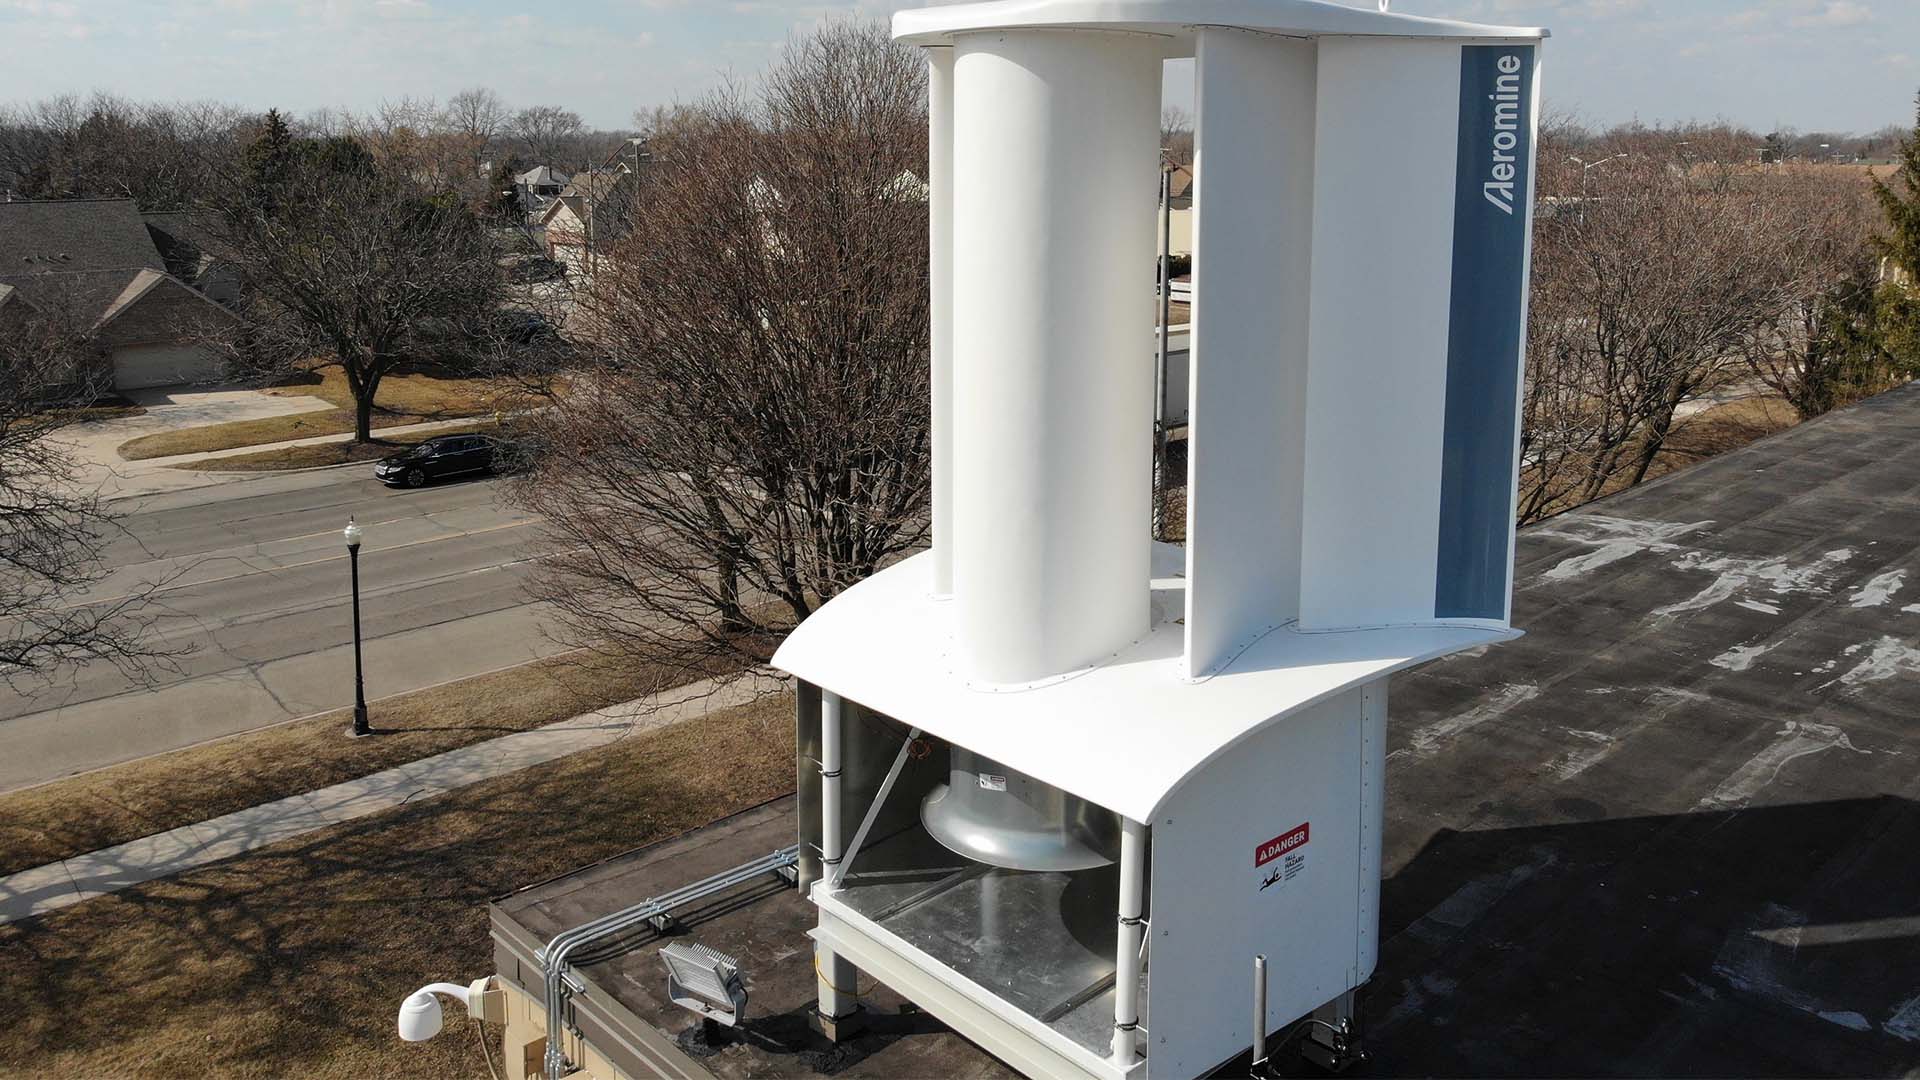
[{"xmin": 1435, "ymin": 44, "xmax": 1534, "ymax": 620}]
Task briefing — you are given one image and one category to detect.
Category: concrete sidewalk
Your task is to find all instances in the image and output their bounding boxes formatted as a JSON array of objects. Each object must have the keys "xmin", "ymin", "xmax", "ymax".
[{"xmin": 0, "ymin": 673, "xmax": 773, "ymax": 925}]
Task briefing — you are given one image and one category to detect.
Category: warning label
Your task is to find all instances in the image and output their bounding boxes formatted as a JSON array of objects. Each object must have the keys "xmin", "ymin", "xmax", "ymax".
[{"xmin": 1255, "ymin": 823, "xmax": 1310, "ymax": 894}]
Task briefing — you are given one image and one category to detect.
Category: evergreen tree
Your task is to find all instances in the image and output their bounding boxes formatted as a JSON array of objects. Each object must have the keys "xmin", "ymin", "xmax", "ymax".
[
  {"xmin": 487, "ymin": 153, "xmax": 529, "ymax": 222},
  {"xmin": 1869, "ymin": 92, "xmax": 1920, "ymax": 370},
  {"xmin": 242, "ymin": 108, "xmax": 293, "ymax": 213}
]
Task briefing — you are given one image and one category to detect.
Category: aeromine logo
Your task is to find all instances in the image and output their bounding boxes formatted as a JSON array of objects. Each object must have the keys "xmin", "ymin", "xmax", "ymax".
[{"xmin": 1482, "ymin": 53, "xmax": 1527, "ymax": 216}]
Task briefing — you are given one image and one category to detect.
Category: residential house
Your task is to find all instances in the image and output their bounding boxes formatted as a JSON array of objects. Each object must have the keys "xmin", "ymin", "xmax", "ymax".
[
  {"xmin": 541, "ymin": 169, "xmax": 634, "ymax": 280},
  {"xmin": 515, "ymin": 165, "xmax": 571, "ymax": 209},
  {"xmin": 0, "ymin": 198, "xmax": 237, "ymax": 390}
]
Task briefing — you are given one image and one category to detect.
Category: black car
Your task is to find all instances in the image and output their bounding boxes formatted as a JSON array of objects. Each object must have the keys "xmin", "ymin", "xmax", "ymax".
[{"xmin": 374, "ymin": 434, "xmax": 505, "ymax": 488}]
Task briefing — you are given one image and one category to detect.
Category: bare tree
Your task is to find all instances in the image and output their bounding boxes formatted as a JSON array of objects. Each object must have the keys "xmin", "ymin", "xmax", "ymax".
[
  {"xmin": 510, "ymin": 105, "xmax": 585, "ymax": 163},
  {"xmin": 1517, "ymin": 138, "xmax": 1869, "ymax": 520},
  {"xmin": 0, "ymin": 298, "xmax": 171, "ymax": 685},
  {"xmin": 201, "ymin": 134, "xmax": 511, "ymax": 442},
  {"xmin": 446, "ymin": 87, "xmax": 509, "ymax": 172},
  {"xmin": 1160, "ymin": 105, "xmax": 1193, "ymax": 165},
  {"xmin": 510, "ymin": 21, "xmax": 930, "ymax": 685},
  {"xmin": 0, "ymin": 94, "xmax": 246, "ymax": 209},
  {"xmin": 357, "ymin": 96, "xmax": 484, "ymax": 194}
]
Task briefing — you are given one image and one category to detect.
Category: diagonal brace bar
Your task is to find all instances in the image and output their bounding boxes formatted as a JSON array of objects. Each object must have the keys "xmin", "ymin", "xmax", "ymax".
[{"xmin": 829, "ymin": 727, "xmax": 922, "ymax": 888}]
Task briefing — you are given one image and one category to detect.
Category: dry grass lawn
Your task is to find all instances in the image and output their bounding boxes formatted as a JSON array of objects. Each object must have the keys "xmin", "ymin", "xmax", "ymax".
[
  {"xmin": 25, "ymin": 401, "xmax": 147, "ymax": 433},
  {"xmin": 1648, "ymin": 395, "xmax": 1802, "ymax": 478},
  {"xmin": 48, "ymin": 403, "xmax": 148, "ymax": 424},
  {"xmin": 0, "ymin": 693, "xmax": 797, "ymax": 1079},
  {"xmin": 171, "ymin": 421, "xmax": 498, "ymax": 473},
  {"xmin": 0, "ymin": 651, "xmax": 727, "ymax": 878},
  {"xmin": 118, "ymin": 367, "xmax": 508, "ymax": 461}
]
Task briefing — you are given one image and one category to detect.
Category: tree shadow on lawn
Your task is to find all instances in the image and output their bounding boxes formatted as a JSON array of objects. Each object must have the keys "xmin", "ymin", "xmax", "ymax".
[{"xmin": 0, "ymin": 697, "xmax": 796, "ymax": 1078}]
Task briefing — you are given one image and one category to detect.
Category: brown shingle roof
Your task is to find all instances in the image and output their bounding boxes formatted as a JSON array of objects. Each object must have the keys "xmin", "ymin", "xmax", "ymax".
[
  {"xmin": 0, "ymin": 198, "xmax": 165, "ymax": 276},
  {"xmin": 94, "ymin": 268, "xmax": 236, "ymax": 346}
]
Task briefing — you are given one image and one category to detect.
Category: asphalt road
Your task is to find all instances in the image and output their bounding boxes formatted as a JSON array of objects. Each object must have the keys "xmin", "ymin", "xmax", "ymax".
[{"xmin": 0, "ymin": 465, "xmax": 567, "ymax": 792}]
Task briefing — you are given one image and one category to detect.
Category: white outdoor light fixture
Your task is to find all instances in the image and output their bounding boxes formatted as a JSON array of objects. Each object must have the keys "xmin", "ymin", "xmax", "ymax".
[
  {"xmin": 775, "ymin": 2, "xmax": 1547, "ymax": 1077},
  {"xmin": 396, "ymin": 977, "xmax": 494, "ymax": 1042},
  {"xmin": 659, "ymin": 942, "xmax": 750, "ymax": 1027}
]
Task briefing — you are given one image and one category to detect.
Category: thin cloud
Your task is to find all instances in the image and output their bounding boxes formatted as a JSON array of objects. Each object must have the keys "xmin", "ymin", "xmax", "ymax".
[{"xmin": 1791, "ymin": 1, "xmax": 1873, "ymax": 28}]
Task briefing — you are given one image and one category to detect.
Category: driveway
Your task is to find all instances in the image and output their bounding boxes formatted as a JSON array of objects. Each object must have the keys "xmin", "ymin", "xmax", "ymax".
[{"xmin": 52, "ymin": 383, "xmax": 335, "ymax": 500}]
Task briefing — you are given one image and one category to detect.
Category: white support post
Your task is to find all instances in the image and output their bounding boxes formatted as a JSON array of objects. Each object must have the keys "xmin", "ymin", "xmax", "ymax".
[
  {"xmin": 820, "ymin": 690, "xmax": 844, "ymax": 877},
  {"xmin": 814, "ymin": 691, "xmax": 861, "ymax": 1032},
  {"xmin": 1111, "ymin": 816, "xmax": 1147, "ymax": 1065}
]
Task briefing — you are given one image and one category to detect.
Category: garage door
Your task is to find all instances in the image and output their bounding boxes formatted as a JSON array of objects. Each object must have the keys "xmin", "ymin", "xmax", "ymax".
[{"xmin": 112, "ymin": 343, "xmax": 225, "ymax": 391}]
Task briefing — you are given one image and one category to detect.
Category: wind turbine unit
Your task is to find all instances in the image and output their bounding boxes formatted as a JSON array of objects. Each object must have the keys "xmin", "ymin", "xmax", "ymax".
[{"xmin": 773, "ymin": 2, "xmax": 1547, "ymax": 1077}]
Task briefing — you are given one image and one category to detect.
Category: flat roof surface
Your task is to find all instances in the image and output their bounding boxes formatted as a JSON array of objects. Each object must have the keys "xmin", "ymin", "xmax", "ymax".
[
  {"xmin": 507, "ymin": 384, "xmax": 1920, "ymax": 1077},
  {"xmin": 492, "ymin": 797, "xmax": 1019, "ymax": 1080},
  {"xmin": 1367, "ymin": 383, "xmax": 1920, "ymax": 1076}
]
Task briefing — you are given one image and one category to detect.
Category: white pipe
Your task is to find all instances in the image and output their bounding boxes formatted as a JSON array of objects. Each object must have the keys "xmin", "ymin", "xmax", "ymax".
[
  {"xmin": 820, "ymin": 691, "xmax": 844, "ymax": 876},
  {"xmin": 1252, "ymin": 954, "xmax": 1269, "ymax": 1068},
  {"xmin": 815, "ymin": 690, "xmax": 858, "ymax": 1025},
  {"xmin": 928, "ymin": 47, "xmax": 956, "ymax": 598},
  {"xmin": 1111, "ymin": 816, "xmax": 1147, "ymax": 1064}
]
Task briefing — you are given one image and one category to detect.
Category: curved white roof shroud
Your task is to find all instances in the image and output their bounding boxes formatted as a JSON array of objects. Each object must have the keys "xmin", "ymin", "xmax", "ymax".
[
  {"xmin": 892, "ymin": 0, "xmax": 1548, "ymax": 48},
  {"xmin": 772, "ymin": 547, "xmax": 1519, "ymax": 823}
]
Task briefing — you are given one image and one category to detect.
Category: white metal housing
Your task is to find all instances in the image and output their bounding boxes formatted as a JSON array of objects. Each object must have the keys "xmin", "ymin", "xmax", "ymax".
[{"xmin": 777, "ymin": 2, "xmax": 1546, "ymax": 1076}]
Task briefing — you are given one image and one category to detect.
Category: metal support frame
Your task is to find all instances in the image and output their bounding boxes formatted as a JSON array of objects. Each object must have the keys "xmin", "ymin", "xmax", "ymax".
[
  {"xmin": 538, "ymin": 846, "xmax": 798, "ymax": 1080},
  {"xmin": 1110, "ymin": 817, "xmax": 1148, "ymax": 1065},
  {"xmin": 1299, "ymin": 988, "xmax": 1366, "ymax": 1073}
]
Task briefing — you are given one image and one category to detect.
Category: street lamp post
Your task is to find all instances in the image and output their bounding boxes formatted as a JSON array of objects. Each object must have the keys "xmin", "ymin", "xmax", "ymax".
[
  {"xmin": 344, "ymin": 517, "xmax": 371, "ymax": 737},
  {"xmin": 1568, "ymin": 152, "xmax": 1628, "ymax": 196}
]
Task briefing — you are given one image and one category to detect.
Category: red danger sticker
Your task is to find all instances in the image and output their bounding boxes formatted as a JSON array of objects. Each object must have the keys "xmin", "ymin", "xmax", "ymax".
[{"xmin": 1254, "ymin": 823, "xmax": 1310, "ymax": 867}]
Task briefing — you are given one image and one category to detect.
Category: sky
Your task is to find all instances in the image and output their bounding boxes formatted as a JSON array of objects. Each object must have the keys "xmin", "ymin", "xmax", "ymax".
[{"xmin": 0, "ymin": 0, "xmax": 1914, "ymax": 136}]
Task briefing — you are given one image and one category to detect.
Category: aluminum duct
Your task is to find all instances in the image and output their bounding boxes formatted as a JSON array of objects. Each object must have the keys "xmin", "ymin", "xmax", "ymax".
[{"xmin": 921, "ymin": 748, "xmax": 1121, "ymax": 871}]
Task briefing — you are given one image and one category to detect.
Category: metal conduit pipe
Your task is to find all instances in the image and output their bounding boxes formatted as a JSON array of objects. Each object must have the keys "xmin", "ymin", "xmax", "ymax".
[{"xmin": 539, "ymin": 846, "xmax": 798, "ymax": 1080}]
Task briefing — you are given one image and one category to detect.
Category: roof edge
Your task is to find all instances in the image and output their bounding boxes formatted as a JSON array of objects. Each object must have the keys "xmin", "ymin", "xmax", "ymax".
[{"xmin": 893, "ymin": 0, "xmax": 1548, "ymax": 45}]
